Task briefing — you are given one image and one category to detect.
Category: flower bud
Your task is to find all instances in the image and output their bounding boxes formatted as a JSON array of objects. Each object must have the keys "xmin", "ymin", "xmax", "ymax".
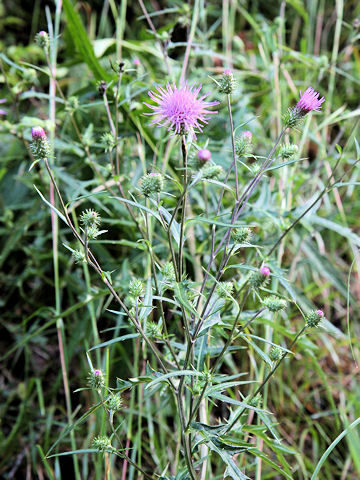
[
  {"xmin": 140, "ymin": 172, "xmax": 164, "ymax": 196},
  {"xmin": 232, "ymin": 227, "xmax": 252, "ymax": 244},
  {"xmin": 263, "ymin": 295, "xmax": 286, "ymax": 312},
  {"xmin": 30, "ymin": 126, "xmax": 51, "ymax": 161},
  {"xmin": 80, "ymin": 209, "xmax": 101, "ymax": 227},
  {"xmin": 107, "ymin": 392, "xmax": 123, "ymax": 412},
  {"xmin": 218, "ymin": 69, "xmax": 237, "ymax": 94},
  {"xmin": 72, "ymin": 249, "xmax": 86, "ymax": 264},
  {"xmin": 305, "ymin": 309, "xmax": 324, "ymax": 328},
  {"xmin": 101, "ymin": 132, "xmax": 115, "ymax": 151},
  {"xmin": 35, "ymin": 31, "xmax": 49, "ymax": 49},
  {"xmin": 216, "ymin": 281, "xmax": 234, "ymax": 298},
  {"xmin": 146, "ymin": 321, "xmax": 162, "ymax": 338},
  {"xmin": 92, "ymin": 436, "xmax": 115, "ymax": 453},
  {"xmin": 269, "ymin": 346, "xmax": 283, "ymax": 362},
  {"xmin": 198, "ymin": 148, "xmax": 211, "ymax": 163},
  {"xmin": 260, "ymin": 266, "xmax": 271, "ymax": 277},
  {"xmin": 133, "ymin": 58, "xmax": 141, "ymax": 66},
  {"xmin": 235, "ymin": 131, "xmax": 253, "ymax": 157},
  {"xmin": 88, "ymin": 369, "xmax": 105, "ymax": 389},
  {"xmin": 129, "ymin": 279, "xmax": 144, "ymax": 298},
  {"xmin": 201, "ymin": 164, "xmax": 223, "ymax": 180},
  {"xmin": 249, "ymin": 266, "xmax": 271, "ymax": 289},
  {"xmin": 161, "ymin": 262, "xmax": 176, "ymax": 281},
  {"xmin": 86, "ymin": 225, "xmax": 101, "ymax": 240},
  {"xmin": 278, "ymin": 143, "xmax": 298, "ymax": 159}
]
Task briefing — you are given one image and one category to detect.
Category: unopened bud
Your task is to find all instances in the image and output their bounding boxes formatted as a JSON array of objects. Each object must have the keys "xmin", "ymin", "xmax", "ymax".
[
  {"xmin": 140, "ymin": 172, "xmax": 164, "ymax": 196},
  {"xmin": 35, "ymin": 31, "xmax": 49, "ymax": 50}
]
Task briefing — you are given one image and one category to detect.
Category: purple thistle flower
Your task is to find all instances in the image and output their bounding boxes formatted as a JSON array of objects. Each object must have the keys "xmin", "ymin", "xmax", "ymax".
[
  {"xmin": 297, "ymin": 87, "xmax": 325, "ymax": 113},
  {"xmin": 242, "ymin": 130, "xmax": 252, "ymax": 141},
  {"xmin": 133, "ymin": 58, "xmax": 141, "ymax": 66},
  {"xmin": 316, "ymin": 309, "xmax": 324, "ymax": 317},
  {"xmin": 260, "ymin": 266, "xmax": 271, "ymax": 277},
  {"xmin": 144, "ymin": 82, "xmax": 219, "ymax": 138},
  {"xmin": 0, "ymin": 98, "xmax": 7, "ymax": 116},
  {"xmin": 32, "ymin": 126, "xmax": 47, "ymax": 140}
]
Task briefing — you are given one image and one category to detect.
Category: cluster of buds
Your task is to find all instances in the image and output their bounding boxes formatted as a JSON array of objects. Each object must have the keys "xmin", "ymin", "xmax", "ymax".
[
  {"xmin": 235, "ymin": 131, "xmax": 253, "ymax": 157},
  {"xmin": 278, "ymin": 143, "xmax": 298, "ymax": 159},
  {"xmin": 88, "ymin": 369, "xmax": 105, "ymax": 390},
  {"xmin": 216, "ymin": 281, "xmax": 234, "ymax": 298},
  {"xmin": 232, "ymin": 227, "xmax": 252, "ymax": 244},
  {"xmin": 305, "ymin": 309, "xmax": 324, "ymax": 328},
  {"xmin": 29, "ymin": 127, "xmax": 51, "ymax": 163},
  {"xmin": 92, "ymin": 436, "xmax": 115, "ymax": 453},
  {"xmin": 249, "ymin": 265, "xmax": 271, "ymax": 289},
  {"xmin": 269, "ymin": 346, "xmax": 283, "ymax": 363},
  {"xmin": 200, "ymin": 163, "xmax": 223, "ymax": 180},
  {"xmin": 263, "ymin": 295, "xmax": 286, "ymax": 312},
  {"xmin": 218, "ymin": 69, "xmax": 237, "ymax": 94},
  {"xmin": 140, "ymin": 172, "xmax": 164, "ymax": 196},
  {"xmin": 284, "ymin": 87, "xmax": 325, "ymax": 128},
  {"xmin": 129, "ymin": 279, "xmax": 144, "ymax": 298},
  {"xmin": 107, "ymin": 392, "xmax": 123, "ymax": 412},
  {"xmin": 161, "ymin": 261, "xmax": 176, "ymax": 282},
  {"xmin": 35, "ymin": 31, "xmax": 49, "ymax": 50}
]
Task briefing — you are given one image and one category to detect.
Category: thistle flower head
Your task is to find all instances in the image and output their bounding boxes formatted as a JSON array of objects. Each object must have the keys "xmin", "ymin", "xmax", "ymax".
[
  {"xmin": 88, "ymin": 369, "xmax": 105, "ymax": 389},
  {"xmin": 242, "ymin": 130, "xmax": 252, "ymax": 141},
  {"xmin": 35, "ymin": 31, "xmax": 49, "ymax": 49},
  {"xmin": 278, "ymin": 143, "xmax": 298, "ymax": 159},
  {"xmin": 235, "ymin": 131, "xmax": 253, "ymax": 157},
  {"xmin": 133, "ymin": 58, "xmax": 141, "ymax": 66},
  {"xmin": 284, "ymin": 86, "xmax": 325, "ymax": 128},
  {"xmin": 72, "ymin": 249, "xmax": 86, "ymax": 264},
  {"xmin": 198, "ymin": 148, "xmax": 211, "ymax": 163},
  {"xmin": 218, "ymin": 69, "xmax": 237, "ymax": 94},
  {"xmin": 263, "ymin": 295, "xmax": 286, "ymax": 312},
  {"xmin": 92, "ymin": 436, "xmax": 115, "ymax": 453},
  {"xmin": 144, "ymin": 82, "xmax": 219, "ymax": 138},
  {"xmin": 140, "ymin": 172, "xmax": 164, "ymax": 196},
  {"xmin": 80, "ymin": 209, "xmax": 101, "ymax": 228},
  {"xmin": 107, "ymin": 392, "xmax": 123, "ymax": 412},
  {"xmin": 297, "ymin": 87, "xmax": 325, "ymax": 113},
  {"xmin": 161, "ymin": 261, "xmax": 176, "ymax": 281},
  {"xmin": 269, "ymin": 346, "xmax": 283, "ymax": 362},
  {"xmin": 232, "ymin": 227, "xmax": 252, "ymax": 244},
  {"xmin": 249, "ymin": 266, "xmax": 271, "ymax": 289},
  {"xmin": 146, "ymin": 321, "xmax": 162, "ymax": 338},
  {"xmin": 200, "ymin": 163, "xmax": 223, "ymax": 180},
  {"xmin": 216, "ymin": 281, "xmax": 234, "ymax": 298},
  {"xmin": 129, "ymin": 279, "xmax": 144, "ymax": 298},
  {"xmin": 30, "ymin": 126, "xmax": 51, "ymax": 161},
  {"xmin": 305, "ymin": 309, "xmax": 324, "ymax": 328},
  {"xmin": 260, "ymin": 266, "xmax": 271, "ymax": 277},
  {"xmin": 32, "ymin": 126, "xmax": 46, "ymax": 140}
]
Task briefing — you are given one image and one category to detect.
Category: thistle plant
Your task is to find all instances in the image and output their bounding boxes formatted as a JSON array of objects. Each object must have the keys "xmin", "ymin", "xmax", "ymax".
[{"xmin": 16, "ymin": 3, "xmax": 359, "ymax": 478}]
